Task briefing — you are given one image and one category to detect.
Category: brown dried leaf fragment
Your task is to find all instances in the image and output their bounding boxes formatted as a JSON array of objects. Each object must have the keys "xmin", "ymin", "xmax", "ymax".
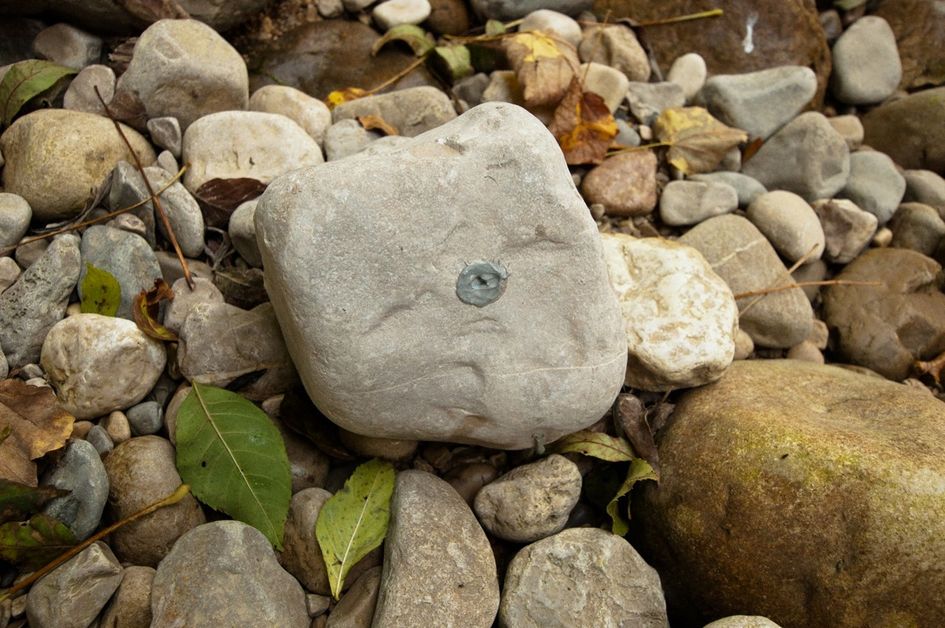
[
  {"xmin": 357, "ymin": 114, "xmax": 399, "ymax": 136},
  {"xmin": 194, "ymin": 178, "xmax": 268, "ymax": 228},
  {"xmin": 654, "ymin": 106, "xmax": 748, "ymax": 175},
  {"xmin": 133, "ymin": 279, "xmax": 178, "ymax": 342},
  {"xmin": 614, "ymin": 394, "xmax": 660, "ymax": 475},
  {"xmin": 0, "ymin": 381, "xmax": 74, "ymax": 486},
  {"xmin": 549, "ymin": 78, "xmax": 618, "ymax": 165},
  {"xmin": 504, "ymin": 31, "xmax": 578, "ymax": 107}
]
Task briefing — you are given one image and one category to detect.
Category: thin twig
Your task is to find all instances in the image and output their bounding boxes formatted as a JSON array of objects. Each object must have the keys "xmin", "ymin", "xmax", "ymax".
[
  {"xmin": 94, "ymin": 86, "xmax": 195, "ymax": 290},
  {"xmin": 0, "ymin": 485, "xmax": 191, "ymax": 603},
  {"xmin": 733, "ymin": 280, "xmax": 883, "ymax": 300},
  {"xmin": 607, "ymin": 141, "xmax": 672, "ymax": 156},
  {"xmin": 0, "ymin": 167, "xmax": 187, "ymax": 256},
  {"xmin": 364, "ymin": 56, "xmax": 427, "ymax": 96},
  {"xmin": 739, "ymin": 244, "xmax": 818, "ymax": 317},
  {"xmin": 634, "ymin": 9, "xmax": 724, "ymax": 27}
]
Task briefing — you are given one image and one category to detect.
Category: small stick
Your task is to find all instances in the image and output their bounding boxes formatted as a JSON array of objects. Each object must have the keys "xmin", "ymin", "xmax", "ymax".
[
  {"xmin": 739, "ymin": 244, "xmax": 818, "ymax": 317},
  {"xmin": 0, "ymin": 485, "xmax": 191, "ymax": 603},
  {"xmin": 94, "ymin": 86, "xmax": 195, "ymax": 290},
  {"xmin": 733, "ymin": 280, "xmax": 883, "ymax": 300},
  {"xmin": 365, "ymin": 56, "xmax": 427, "ymax": 96},
  {"xmin": 634, "ymin": 9, "xmax": 724, "ymax": 27}
]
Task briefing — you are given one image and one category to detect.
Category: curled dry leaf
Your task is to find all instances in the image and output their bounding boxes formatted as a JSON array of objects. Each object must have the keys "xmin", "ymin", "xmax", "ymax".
[
  {"xmin": 548, "ymin": 77, "xmax": 618, "ymax": 165},
  {"xmin": 357, "ymin": 114, "xmax": 399, "ymax": 136},
  {"xmin": 0, "ymin": 380, "xmax": 74, "ymax": 487},
  {"xmin": 325, "ymin": 87, "xmax": 368, "ymax": 110},
  {"xmin": 654, "ymin": 106, "xmax": 748, "ymax": 175},
  {"xmin": 371, "ymin": 24, "xmax": 434, "ymax": 57},
  {"xmin": 132, "ymin": 278, "xmax": 177, "ymax": 342},
  {"xmin": 193, "ymin": 177, "xmax": 268, "ymax": 229},
  {"xmin": 504, "ymin": 31, "xmax": 577, "ymax": 107},
  {"xmin": 607, "ymin": 458, "xmax": 658, "ymax": 536}
]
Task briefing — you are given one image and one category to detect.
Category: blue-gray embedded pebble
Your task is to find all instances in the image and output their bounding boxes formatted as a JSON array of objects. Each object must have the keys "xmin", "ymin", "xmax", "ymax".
[
  {"xmin": 0, "ymin": 234, "xmax": 80, "ymax": 369},
  {"xmin": 689, "ymin": 172, "xmax": 766, "ymax": 207},
  {"xmin": 471, "ymin": 0, "xmax": 592, "ymax": 20},
  {"xmin": 0, "ymin": 193, "xmax": 31, "ymax": 250},
  {"xmin": 452, "ymin": 73, "xmax": 490, "ymax": 110},
  {"xmin": 41, "ymin": 439, "xmax": 108, "ymax": 540},
  {"xmin": 838, "ymin": 151, "xmax": 906, "ymax": 225},
  {"xmin": 830, "ymin": 16, "xmax": 902, "ymax": 105},
  {"xmin": 742, "ymin": 112, "xmax": 850, "ymax": 202},
  {"xmin": 79, "ymin": 225, "xmax": 162, "ymax": 319},
  {"xmin": 903, "ymin": 169, "xmax": 945, "ymax": 209},
  {"xmin": 126, "ymin": 401, "xmax": 165, "ymax": 436},
  {"xmin": 85, "ymin": 425, "xmax": 114, "ymax": 455},
  {"xmin": 746, "ymin": 191, "xmax": 825, "ymax": 263},
  {"xmin": 701, "ymin": 65, "xmax": 817, "ymax": 140},
  {"xmin": 626, "ymin": 81, "xmax": 685, "ymax": 125},
  {"xmin": 890, "ymin": 202, "xmax": 945, "ymax": 256},
  {"xmin": 660, "ymin": 180, "xmax": 738, "ymax": 226}
]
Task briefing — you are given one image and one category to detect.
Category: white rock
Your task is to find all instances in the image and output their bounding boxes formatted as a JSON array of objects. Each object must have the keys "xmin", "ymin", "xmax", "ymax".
[
  {"xmin": 667, "ymin": 52, "xmax": 706, "ymax": 102},
  {"xmin": 578, "ymin": 62, "xmax": 629, "ymax": 113},
  {"xmin": 228, "ymin": 200, "xmax": 262, "ymax": 267},
  {"xmin": 62, "ymin": 64, "xmax": 115, "ymax": 115},
  {"xmin": 746, "ymin": 191, "xmax": 826, "ymax": 263},
  {"xmin": 249, "ymin": 85, "xmax": 332, "ymax": 145},
  {"xmin": 41, "ymin": 314, "xmax": 166, "ymax": 419},
  {"xmin": 373, "ymin": 0, "xmax": 432, "ymax": 30},
  {"xmin": 601, "ymin": 233, "xmax": 737, "ymax": 391},
  {"xmin": 520, "ymin": 10, "xmax": 582, "ymax": 47},
  {"xmin": 182, "ymin": 111, "xmax": 323, "ymax": 193}
]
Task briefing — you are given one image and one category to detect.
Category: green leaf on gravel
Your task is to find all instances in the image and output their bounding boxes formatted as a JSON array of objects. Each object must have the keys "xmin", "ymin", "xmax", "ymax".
[
  {"xmin": 80, "ymin": 263, "xmax": 121, "ymax": 316},
  {"xmin": 0, "ymin": 59, "xmax": 77, "ymax": 127},
  {"xmin": 316, "ymin": 458, "xmax": 395, "ymax": 600},
  {"xmin": 0, "ymin": 480, "xmax": 68, "ymax": 524},
  {"xmin": 432, "ymin": 45, "xmax": 474, "ymax": 81},
  {"xmin": 175, "ymin": 382, "xmax": 292, "ymax": 549},
  {"xmin": 606, "ymin": 458, "xmax": 658, "ymax": 536},
  {"xmin": 551, "ymin": 430, "xmax": 635, "ymax": 462},
  {"xmin": 0, "ymin": 513, "xmax": 76, "ymax": 569},
  {"xmin": 485, "ymin": 19, "xmax": 506, "ymax": 35},
  {"xmin": 371, "ymin": 24, "xmax": 435, "ymax": 57}
]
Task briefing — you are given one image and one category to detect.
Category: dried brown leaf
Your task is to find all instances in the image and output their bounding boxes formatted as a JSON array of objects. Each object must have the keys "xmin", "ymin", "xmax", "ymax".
[
  {"xmin": 132, "ymin": 279, "xmax": 177, "ymax": 342},
  {"xmin": 0, "ymin": 381, "xmax": 74, "ymax": 486},
  {"xmin": 548, "ymin": 78, "xmax": 618, "ymax": 165},
  {"xmin": 357, "ymin": 115, "xmax": 398, "ymax": 136},
  {"xmin": 654, "ymin": 106, "xmax": 748, "ymax": 175},
  {"xmin": 614, "ymin": 394, "xmax": 660, "ymax": 474},
  {"xmin": 504, "ymin": 31, "xmax": 577, "ymax": 107},
  {"xmin": 194, "ymin": 178, "xmax": 268, "ymax": 229}
]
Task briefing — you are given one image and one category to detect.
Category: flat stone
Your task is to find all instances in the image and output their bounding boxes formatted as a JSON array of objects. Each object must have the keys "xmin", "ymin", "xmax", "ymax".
[
  {"xmin": 520, "ymin": 9, "xmax": 582, "ymax": 47},
  {"xmin": 823, "ymin": 248, "xmax": 945, "ymax": 380},
  {"xmin": 373, "ymin": 470, "xmax": 499, "ymax": 627},
  {"xmin": 278, "ymin": 487, "xmax": 332, "ymax": 595},
  {"xmin": 331, "ymin": 86, "xmax": 456, "ymax": 137},
  {"xmin": 0, "ymin": 109, "xmax": 155, "ymax": 222},
  {"xmin": 626, "ymin": 81, "xmax": 686, "ymax": 125},
  {"xmin": 32, "ymin": 22, "xmax": 101, "ymax": 69},
  {"xmin": 701, "ymin": 65, "xmax": 817, "ymax": 140},
  {"xmin": 26, "ymin": 542, "xmax": 121, "ymax": 628},
  {"xmin": 826, "ymin": 114, "xmax": 864, "ymax": 150},
  {"xmin": 79, "ymin": 225, "xmax": 162, "ymax": 319},
  {"xmin": 62, "ymin": 64, "xmax": 114, "ymax": 115},
  {"xmin": 838, "ymin": 151, "xmax": 906, "ymax": 225},
  {"xmin": 228, "ymin": 200, "xmax": 262, "ymax": 267},
  {"xmin": 0, "ymin": 193, "xmax": 31, "ymax": 250},
  {"xmin": 41, "ymin": 439, "xmax": 108, "ymax": 540},
  {"xmin": 679, "ymin": 215, "xmax": 812, "ymax": 348},
  {"xmin": 578, "ymin": 23, "xmax": 650, "ymax": 82},
  {"xmin": 811, "ymin": 198, "xmax": 877, "ymax": 264},
  {"xmin": 660, "ymin": 180, "xmax": 739, "ymax": 226},
  {"xmin": 115, "ymin": 19, "xmax": 248, "ymax": 130},
  {"xmin": 152, "ymin": 521, "xmax": 309, "ymax": 627},
  {"xmin": 862, "ymin": 87, "xmax": 945, "ymax": 172},
  {"xmin": 473, "ymin": 454, "xmax": 581, "ymax": 542},
  {"xmin": 601, "ymin": 233, "xmax": 738, "ymax": 390},
  {"xmin": 0, "ymin": 235, "xmax": 80, "ymax": 368},
  {"xmin": 126, "ymin": 400, "xmax": 164, "ymax": 436},
  {"xmin": 249, "ymin": 85, "xmax": 333, "ymax": 145},
  {"xmin": 742, "ymin": 112, "xmax": 850, "ymax": 202},
  {"xmin": 499, "ymin": 527, "xmax": 669, "ymax": 627},
  {"xmin": 689, "ymin": 172, "xmax": 766, "ymax": 207},
  {"xmin": 580, "ymin": 150, "xmax": 657, "ymax": 217},
  {"xmin": 830, "ymin": 16, "xmax": 902, "ymax": 105},
  {"xmin": 746, "ymin": 191, "xmax": 825, "ymax": 263},
  {"xmin": 41, "ymin": 314, "xmax": 166, "ymax": 419},
  {"xmin": 903, "ymin": 169, "xmax": 945, "ymax": 209},
  {"xmin": 99, "ymin": 566, "xmax": 155, "ymax": 628},
  {"xmin": 182, "ymin": 110, "xmax": 324, "ymax": 193},
  {"xmin": 667, "ymin": 52, "xmax": 706, "ymax": 102},
  {"xmin": 256, "ymin": 102, "xmax": 627, "ymax": 449},
  {"xmin": 890, "ymin": 202, "xmax": 945, "ymax": 255},
  {"xmin": 103, "ymin": 436, "xmax": 206, "ymax": 566},
  {"xmin": 146, "ymin": 116, "xmax": 182, "ymax": 157},
  {"xmin": 638, "ymin": 360, "xmax": 945, "ymax": 627}
]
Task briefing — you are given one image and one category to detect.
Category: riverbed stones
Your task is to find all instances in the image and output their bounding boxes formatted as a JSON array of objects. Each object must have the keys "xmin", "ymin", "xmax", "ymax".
[
  {"xmin": 746, "ymin": 191, "xmax": 825, "ymax": 263},
  {"xmin": 659, "ymin": 180, "xmax": 738, "ymax": 226},
  {"xmin": 331, "ymin": 86, "xmax": 457, "ymax": 137},
  {"xmin": 278, "ymin": 488, "xmax": 332, "ymax": 595},
  {"xmin": 638, "ymin": 359, "xmax": 945, "ymax": 627},
  {"xmin": 578, "ymin": 23, "xmax": 650, "ymax": 82},
  {"xmin": 499, "ymin": 527, "xmax": 669, "ymax": 627},
  {"xmin": 0, "ymin": 193, "xmax": 30, "ymax": 251},
  {"xmin": 41, "ymin": 439, "xmax": 108, "ymax": 540},
  {"xmin": 890, "ymin": 202, "xmax": 945, "ymax": 255},
  {"xmin": 249, "ymin": 85, "xmax": 332, "ymax": 145},
  {"xmin": 519, "ymin": 9, "xmax": 581, "ymax": 47},
  {"xmin": 679, "ymin": 215, "xmax": 812, "ymax": 348},
  {"xmin": 862, "ymin": 87, "xmax": 945, "ymax": 173},
  {"xmin": 256, "ymin": 102, "xmax": 626, "ymax": 449},
  {"xmin": 811, "ymin": 199, "xmax": 877, "ymax": 264},
  {"xmin": 41, "ymin": 314, "xmax": 166, "ymax": 419},
  {"xmin": 601, "ymin": 233, "xmax": 738, "ymax": 390},
  {"xmin": 830, "ymin": 16, "xmax": 902, "ymax": 105},
  {"xmin": 471, "ymin": 0, "xmax": 592, "ymax": 20},
  {"xmin": 151, "ymin": 521, "xmax": 309, "ymax": 628},
  {"xmin": 0, "ymin": 109, "xmax": 155, "ymax": 222},
  {"xmin": 99, "ymin": 566, "xmax": 155, "ymax": 628},
  {"xmin": 79, "ymin": 225, "xmax": 162, "ymax": 319},
  {"xmin": 667, "ymin": 52, "xmax": 706, "ymax": 102},
  {"xmin": 838, "ymin": 151, "xmax": 906, "ymax": 225},
  {"xmin": 115, "ymin": 19, "xmax": 248, "ymax": 130},
  {"xmin": 372, "ymin": 470, "xmax": 499, "ymax": 627},
  {"xmin": 580, "ymin": 150, "xmax": 658, "ymax": 217}
]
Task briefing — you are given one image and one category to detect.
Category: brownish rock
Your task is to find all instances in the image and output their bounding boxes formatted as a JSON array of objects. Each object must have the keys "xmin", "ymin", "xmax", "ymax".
[
  {"xmin": 580, "ymin": 150, "xmax": 658, "ymax": 217},
  {"xmin": 862, "ymin": 87, "xmax": 945, "ymax": 174},
  {"xmin": 246, "ymin": 20, "xmax": 435, "ymax": 99},
  {"xmin": 874, "ymin": 0, "xmax": 945, "ymax": 89},
  {"xmin": 593, "ymin": 0, "xmax": 831, "ymax": 105},
  {"xmin": 426, "ymin": 0, "xmax": 471, "ymax": 35}
]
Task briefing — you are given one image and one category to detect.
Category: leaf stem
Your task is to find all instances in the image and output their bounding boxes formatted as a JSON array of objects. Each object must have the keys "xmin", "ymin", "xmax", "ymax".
[{"xmin": 634, "ymin": 9, "xmax": 724, "ymax": 27}]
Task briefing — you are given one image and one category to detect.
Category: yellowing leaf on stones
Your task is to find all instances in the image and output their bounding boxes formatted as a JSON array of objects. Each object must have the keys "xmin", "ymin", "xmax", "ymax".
[
  {"xmin": 607, "ymin": 458, "xmax": 658, "ymax": 536},
  {"xmin": 504, "ymin": 31, "xmax": 577, "ymax": 107},
  {"xmin": 325, "ymin": 87, "xmax": 368, "ymax": 110},
  {"xmin": 432, "ymin": 44, "xmax": 474, "ymax": 82},
  {"xmin": 175, "ymin": 382, "xmax": 292, "ymax": 549},
  {"xmin": 654, "ymin": 106, "xmax": 748, "ymax": 175},
  {"xmin": 549, "ymin": 77, "xmax": 618, "ymax": 165},
  {"xmin": 551, "ymin": 430, "xmax": 635, "ymax": 462},
  {"xmin": 0, "ymin": 60, "xmax": 77, "ymax": 127},
  {"xmin": 0, "ymin": 513, "xmax": 77, "ymax": 569},
  {"xmin": 371, "ymin": 24, "xmax": 435, "ymax": 57},
  {"xmin": 79, "ymin": 263, "xmax": 121, "ymax": 317},
  {"xmin": 316, "ymin": 458, "xmax": 395, "ymax": 600}
]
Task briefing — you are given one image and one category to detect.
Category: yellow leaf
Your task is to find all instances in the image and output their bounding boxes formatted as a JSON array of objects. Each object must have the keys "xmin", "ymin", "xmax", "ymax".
[
  {"xmin": 504, "ymin": 31, "xmax": 577, "ymax": 107},
  {"xmin": 516, "ymin": 32, "xmax": 563, "ymax": 62},
  {"xmin": 549, "ymin": 78, "xmax": 618, "ymax": 165},
  {"xmin": 654, "ymin": 106, "xmax": 748, "ymax": 175},
  {"xmin": 325, "ymin": 87, "xmax": 367, "ymax": 110}
]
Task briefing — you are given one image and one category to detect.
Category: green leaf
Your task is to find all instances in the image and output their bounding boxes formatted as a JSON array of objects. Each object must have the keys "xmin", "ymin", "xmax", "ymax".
[
  {"xmin": 0, "ymin": 480, "xmax": 68, "ymax": 524},
  {"xmin": 606, "ymin": 458, "xmax": 658, "ymax": 536},
  {"xmin": 80, "ymin": 263, "xmax": 121, "ymax": 316},
  {"xmin": 371, "ymin": 24, "xmax": 435, "ymax": 57},
  {"xmin": 432, "ymin": 45, "xmax": 474, "ymax": 81},
  {"xmin": 316, "ymin": 458, "xmax": 395, "ymax": 600},
  {"xmin": 485, "ymin": 19, "xmax": 506, "ymax": 35},
  {"xmin": 0, "ymin": 60, "xmax": 77, "ymax": 128},
  {"xmin": 0, "ymin": 513, "xmax": 76, "ymax": 569},
  {"xmin": 834, "ymin": 0, "xmax": 867, "ymax": 9},
  {"xmin": 175, "ymin": 382, "xmax": 292, "ymax": 549},
  {"xmin": 551, "ymin": 430, "xmax": 635, "ymax": 462}
]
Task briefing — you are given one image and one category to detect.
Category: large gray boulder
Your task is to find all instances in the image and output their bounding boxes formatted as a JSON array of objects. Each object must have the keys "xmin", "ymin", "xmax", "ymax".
[{"xmin": 256, "ymin": 102, "xmax": 627, "ymax": 449}]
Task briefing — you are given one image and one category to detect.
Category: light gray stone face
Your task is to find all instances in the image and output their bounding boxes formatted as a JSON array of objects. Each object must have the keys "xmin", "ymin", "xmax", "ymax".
[
  {"xmin": 249, "ymin": 85, "xmax": 332, "ymax": 145},
  {"xmin": 228, "ymin": 199, "xmax": 262, "ymax": 267},
  {"xmin": 324, "ymin": 119, "xmax": 382, "ymax": 161},
  {"xmin": 667, "ymin": 52, "xmax": 706, "ymax": 102},
  {"xmin": 373, "ymin": 0, "xmax": 432, "ymax": 30},
  {"xmin": 373, "ymin": 470, "xmax": 499, "ymax": 628},
  {"xmin": 520, "ymin": 9, "xmax": 582, "ymax": 47},
  {"xmin": 79, "ymin": 225, "xmax": 162, "ymax": 319},
  {"xmin": 579, "ymin": 62, "xmax": 629, "ymax": 113},
  {"xmin": 838, "ymin": 150, "xmax": 906, "ymax": 225},
  {"xmin": 0, "ymin": 192, "xmax": 31, "ymax": 250},
  {"xmin": 162, "ymin": 276, "xmax": 224, "ymax": 335},
  {"xmin": 331, "ymin": 86, "xmax": 457, "ymax": 137},
  {"xmin": 151, "ymin": 521, "xmax": 309, "ymax": 628},
  {"xmin": 903, "ymin": 169, "xmax": 945, "ymax": 209},
  {"xmin": 812, "ymin": 198, "xmax": 877, "ymax": 264},
  {"xmin": 659, "ymin": 180, "xmax": 738, "ymax": 226},
  {"xmin": 626, "ymin": 81, "xmax": 685, "ymax": 125},
  {"xmin": 689, "ymin": 172, "xmax": 766, "ymax": 208},
  {"xmin": 890, "ymin": 202, "xmax": 945, "ymax": 256},
  {"xmin": 62, "ymin": 64, "xmax": 114, "ymax": 115},
  {"xmin": 831, "ymin": 16, "xmax": 902, "ymax": 105},
  {"xmin": 41, "ymin": 439, "xmax": 108, "ymax": 540},
  {"xmin": 256, "ymin": 102, "xmax": 627, "ymax": 449},
  {"xmin": 701, "ymin": 66, "xmax": 817, "ymax": 140},
  {"xmin": 578, "ymin": 23, "xmax": 650, "ymax": 82},
  {"xmin": 499, "ymin": 528, "xmax": 669, "ymax": 628},
  {"xmin": 32, "ymin": 22, "xmax": 101, "ymax": 69}
]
